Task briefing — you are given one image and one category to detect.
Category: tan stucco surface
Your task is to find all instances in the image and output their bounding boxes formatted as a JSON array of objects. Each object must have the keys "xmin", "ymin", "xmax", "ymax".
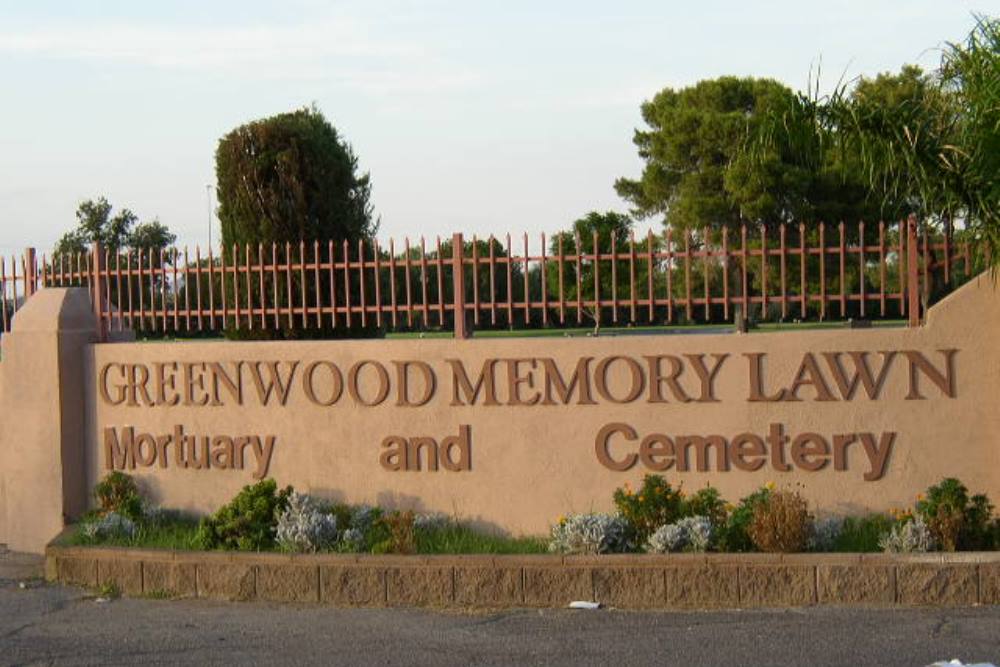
[
  {"xmin": 73, "ymin": 275, "xmax": 1000, "ymax": 536},
  {"xmin": 1, "ymin": 279, "xmax": 997, "ymax": 553},
  {"xmin": 0, "ymin": 289, "xmax": 96, "ymax": 552}
]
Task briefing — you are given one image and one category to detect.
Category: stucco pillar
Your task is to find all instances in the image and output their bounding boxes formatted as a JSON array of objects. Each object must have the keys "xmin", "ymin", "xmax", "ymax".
[{"xmin": 0, "ymin": 288, "xmax": 96, "ymax": 553}]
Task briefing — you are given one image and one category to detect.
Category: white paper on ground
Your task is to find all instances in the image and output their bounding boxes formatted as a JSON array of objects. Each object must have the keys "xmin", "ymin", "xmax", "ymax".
[{"xmin": 567, "ymin": 601, "xmax": 601, "ymax": 610}]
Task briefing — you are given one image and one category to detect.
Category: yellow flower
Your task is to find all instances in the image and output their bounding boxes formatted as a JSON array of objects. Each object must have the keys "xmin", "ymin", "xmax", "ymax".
[
  {"xmin": 638, "ymin": 495, "xmax": 645, "ymax": 502},
  {"xmin": 557, "ymin": 515, "xmax": 566, "ymax": 525},
  {"xmin": 916, "ymin": 494, "xmax": 925, "ymax": 501},
  {"xmin": 765, "ymin": 481, "xmax": 776, "ymax": 491}
]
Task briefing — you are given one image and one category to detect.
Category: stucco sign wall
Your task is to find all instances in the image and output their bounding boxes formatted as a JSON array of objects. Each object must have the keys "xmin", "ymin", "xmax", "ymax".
[
  {"xmin": 80, "ymin": 277, "xmax": 999, "ymax": 535},
  {"xmin": 96, "ymin": 348, "xmax": 953, "ymax": 483},
  {"xmin": 0, "ymin": 278, "xmax": 997, "ymax": 554}
]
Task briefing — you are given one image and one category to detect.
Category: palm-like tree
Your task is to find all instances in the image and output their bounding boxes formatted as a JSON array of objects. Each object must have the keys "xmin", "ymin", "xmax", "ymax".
[{"xmin": 749, "ymin": 16, "xmax": 999, "ymax": 271}]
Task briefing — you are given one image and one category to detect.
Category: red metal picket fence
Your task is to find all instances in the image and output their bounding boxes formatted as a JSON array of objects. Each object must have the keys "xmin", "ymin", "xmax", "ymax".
[
  {"xmin": 0, "ymin": 217, "xmax": 978, "ymax": 340},
  {"xmin": 0, "ymin": 248, "xmax": 39, "ymax": 334}
]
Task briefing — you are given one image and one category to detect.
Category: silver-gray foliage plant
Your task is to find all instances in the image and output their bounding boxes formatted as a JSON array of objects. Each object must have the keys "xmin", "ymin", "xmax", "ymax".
[
  {"xmin": 414, "ymin": 512, "xmax": 451, "ymax": 531},
  {"xmin": 82, "ymin": 512, "xmax": 137, "ymax": 540},
  {"xmin": 646, "ymin": 516, "xmax": 713, "ymax": 553},
  {"xmin": 808, "ymin": 517, "xmax": 843, "ymax": 552},
  {"xmin": 275, "ymin": 492, "xmax": 338, "ymax": 553},
  {"xmin": 349, "ymin": 505, "xmax": 379, "ymax": 533},
  {"xmin": 339, "ymin": 527, "xmax": 366, "ymax": 553},
  {"xmin": 879, "ymin": 517, "xmax": 936, "ymax": 553},
  {"xmin": 549, "ymin": 513, "xmax": 629, "ymax": 554},
  {"xmin": 332, "ymin": 505, "xmax": 383, "ymax": 553}
]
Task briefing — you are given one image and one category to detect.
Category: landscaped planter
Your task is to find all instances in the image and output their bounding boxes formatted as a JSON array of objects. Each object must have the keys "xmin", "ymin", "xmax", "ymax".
[{"xmin": 45, "ymin": 542, "xmax": 1000, "ymax": 610}]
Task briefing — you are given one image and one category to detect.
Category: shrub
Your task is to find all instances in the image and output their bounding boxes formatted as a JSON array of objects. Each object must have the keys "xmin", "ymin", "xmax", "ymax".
[
  {"xmin": 747, "ymin": 489, "xmax": 814, "ymax": 553},
  {"xmin": 93, "ymin": 472, "xmax": 143, "ymax": 522},
  {"xmin": 613, "ymin": 475, "xmax": 684, "ymax": 544},
  {"xmin": 684, "ymin": 486, "xmax": 728, "ymax": 535},
  {"xmin": 371, "ymin": 510, "xmax": 416, "ymax": 555},
  {"xmin": 323, "ymin": 503, "xmax": 354, "ymax": 532},
  {"xmin": 331, "ymin": 504, "xmax": 385, "ymax": 553},
  {"xmin": 718, "ymin": 486, "xmax": 772, "ymax": 552},
  {"xmin": 646, "ymin": 516, "xmax": 713, "ymax": 553},
  {"xmin": 915, "ymin": 478, "xmax": 996, "ymax": 551},
  {"xmin": 275, "ymin": 491, "xmax": 338, "ymax": 553},
  {"xmin": 879, "ymin": 517, "xmax": 935, "ymax": 553},
  {"xmin": 549, "ymin": 513, "xmax": 630, "ymax": 554},
  {"xmin": 195, "ymin": 479, "xmax": 292, "ymax": 551},
  {"xmin": 349, "ymin": 504, "xmax": 381, "ymax": 533},
  {"xmin": 339, "ymin": 528, "xmax": 366, "ymax": 552}
]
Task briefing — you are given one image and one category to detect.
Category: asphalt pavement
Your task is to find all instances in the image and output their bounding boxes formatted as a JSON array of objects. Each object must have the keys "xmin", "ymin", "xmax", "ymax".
[{"xmin": 1, "ymin": 555, "xmax": 998, "ymax": 666}]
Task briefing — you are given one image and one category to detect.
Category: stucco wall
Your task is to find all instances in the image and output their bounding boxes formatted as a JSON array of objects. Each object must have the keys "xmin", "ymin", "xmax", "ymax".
[
  {"xmin": 0, "ymin": 288, "xmax": 96, "ymax": 552},
  {"xmin": 78, "ymin": 275, "xmax": 1000, "ymax": 535}
]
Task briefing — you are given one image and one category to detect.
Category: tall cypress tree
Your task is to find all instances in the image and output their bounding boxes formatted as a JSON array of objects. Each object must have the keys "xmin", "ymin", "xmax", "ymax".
[{"xmin": 215, "ymin": 107, "xmax": 379, "ymax": 339}]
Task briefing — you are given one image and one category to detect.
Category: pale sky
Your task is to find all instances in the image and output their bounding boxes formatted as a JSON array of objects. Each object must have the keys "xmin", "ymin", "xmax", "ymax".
[{"xmin": 0, "ymin": 1, "xmax": 992, "ymax": 255}]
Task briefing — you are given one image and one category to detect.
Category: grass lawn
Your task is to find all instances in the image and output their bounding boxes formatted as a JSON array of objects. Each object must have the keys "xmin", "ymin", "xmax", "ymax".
[
  {"xmin": 60, "ymin": 515, "xmax": 549, "ymax": 555},
  {"xmin": 60, "ymin": 509, "xmax": 900, "ymax": 555},
  {"xmin": 386, "ymin": 319, "xmax": 906, "ymax": 339},
  {"xmin": 830, "ymin": 514, "xmax": 895, "ymax": 552},
  {"xmin": 416, "ymin": 524, "xmax": 548, "ymax": 554},
  {"xmin": 123, "ymin": 318, "xmax": 906, "ymax": 342},
  {"xmin": 62, "ymin": 515, "xmax": 203, "ymax": 551}
]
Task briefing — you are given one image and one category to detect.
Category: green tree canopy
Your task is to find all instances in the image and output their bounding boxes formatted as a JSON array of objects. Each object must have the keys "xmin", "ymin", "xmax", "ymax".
[
  {"xmin": 129, "ymin": 221, "xmax": 178, "ymax": 252},
  {"xmin": 53, "ymin": 197, "xmax": 175, "ymax": 256},
  {"xmin": 615, "ymin": 76, "xmax": 850, "ymax": 233},
  {"xmin": 215, "ymin": 106, "xmax": 376, "ymax": 249},
  {"xmin": 546, "ymin": 211, "xmax": 643, "ymax": 328},
  {"xmin": 214, "ymin": 107, "xmax": 378, "ymax": 339}
]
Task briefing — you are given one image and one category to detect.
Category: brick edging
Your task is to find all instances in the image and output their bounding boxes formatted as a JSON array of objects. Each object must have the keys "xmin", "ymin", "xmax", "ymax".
[{"xmin": 44, "ymin": 544, "xmax": 1000, "ymax": 609}]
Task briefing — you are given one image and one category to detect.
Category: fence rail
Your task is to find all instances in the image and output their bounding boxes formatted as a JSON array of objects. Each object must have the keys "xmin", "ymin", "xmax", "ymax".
[{"xmin": 0, "ymin": 217, "xmax": 978, "ymax": 340}]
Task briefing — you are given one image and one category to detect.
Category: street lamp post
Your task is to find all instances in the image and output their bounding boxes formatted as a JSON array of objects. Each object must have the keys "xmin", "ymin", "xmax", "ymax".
[{"xmin": 206, "ymin": 184, "xmax": 213, "ymax": 251}]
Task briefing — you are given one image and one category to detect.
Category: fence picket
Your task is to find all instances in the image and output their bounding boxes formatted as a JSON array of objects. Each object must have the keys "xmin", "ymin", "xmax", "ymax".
[{"xmin": 10, "ymin": 223, "xmax": 970, "ymax": 340}]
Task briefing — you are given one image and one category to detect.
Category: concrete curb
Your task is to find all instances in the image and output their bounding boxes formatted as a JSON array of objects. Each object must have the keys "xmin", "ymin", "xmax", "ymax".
[
  {"xmin": 45, "ymin": 543, "xmax": 1000, "ymax": 609},
  {"xmin": 0, "ymin": 548, "xmax": 45, "ymax": 581}
]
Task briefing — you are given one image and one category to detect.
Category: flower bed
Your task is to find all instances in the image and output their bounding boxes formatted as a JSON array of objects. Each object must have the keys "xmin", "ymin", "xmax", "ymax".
[
  {"xmin": 69, "ymin": 473, "xmax": 999, "ymax": 558},
  {"xmin": 48, "ymin": 472, "xmax": 1000, "ymax": 609},
  {"xmin": 65, "ymin": 474, "xmax": 546, "ymax": 555}
]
